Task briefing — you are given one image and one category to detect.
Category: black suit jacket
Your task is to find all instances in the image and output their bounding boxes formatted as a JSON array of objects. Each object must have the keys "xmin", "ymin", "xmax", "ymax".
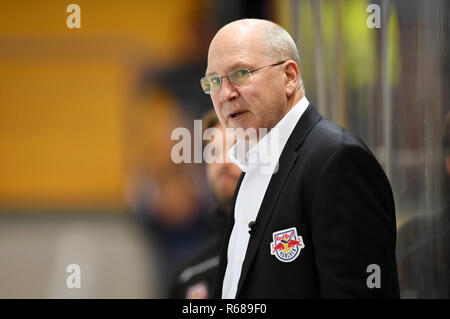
[{"xmin": 213, "ymin": 104, "xmax": 400, "ymax": 298}]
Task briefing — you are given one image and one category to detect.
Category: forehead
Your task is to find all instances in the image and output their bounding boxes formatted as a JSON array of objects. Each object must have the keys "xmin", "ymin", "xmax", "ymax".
[{"xmin": 206, "ymin": 26, "xmax": 266, "ymax": 75}]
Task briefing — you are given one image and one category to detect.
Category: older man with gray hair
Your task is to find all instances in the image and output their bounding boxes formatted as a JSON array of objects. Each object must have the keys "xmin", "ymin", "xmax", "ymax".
[{"xmin": 201, "ymin": 19, "xmax": 399, "ymax": 298}]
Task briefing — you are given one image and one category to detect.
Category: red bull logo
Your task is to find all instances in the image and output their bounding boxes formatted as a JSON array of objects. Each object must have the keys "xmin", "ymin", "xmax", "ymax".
[{"xmin": 270, "ymin": 227, "xmax": 305, "ymax": 263}]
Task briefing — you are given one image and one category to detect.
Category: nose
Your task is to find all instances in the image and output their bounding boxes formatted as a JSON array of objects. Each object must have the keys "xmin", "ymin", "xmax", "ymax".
[{"xmin": 218, "ymin": 76, "xmax": 238, "ymax": 103}]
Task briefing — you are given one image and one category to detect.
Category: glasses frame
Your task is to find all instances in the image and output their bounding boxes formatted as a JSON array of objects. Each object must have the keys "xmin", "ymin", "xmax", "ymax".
[{"xmin": 200, "ymin": 60, "xmax": 286, "ymax": 94}]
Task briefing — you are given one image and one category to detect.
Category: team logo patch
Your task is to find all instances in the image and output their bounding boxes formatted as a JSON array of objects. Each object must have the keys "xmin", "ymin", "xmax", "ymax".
[{"xmin": 270, "ymin": 227, "xmax": 305, "ymax": 263}]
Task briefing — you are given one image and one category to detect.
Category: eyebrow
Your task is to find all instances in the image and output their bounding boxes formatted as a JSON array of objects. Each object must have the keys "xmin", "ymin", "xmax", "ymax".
[{"xmin": 205, "ymin": 61, "xmax": 252, "ymax": 77}]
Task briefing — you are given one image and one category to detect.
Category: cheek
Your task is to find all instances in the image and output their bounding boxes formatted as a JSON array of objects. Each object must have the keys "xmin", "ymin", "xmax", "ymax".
[
  {"xmin": 211, "ymin": 95, "xmax": 219, "ymax": 107},
  {"xmin": 249, "ymin": 92, "xmax": 279, "ymax": 125},
  {"xmin": 211, "ymin": 100, "xmax": 227, "ymax": 125},
  {"xmin": 261, "ymin": 89, "xmax": 285, "ymax": 125},
  {"xmin": 211, "ymin": 96, "xmax": 220, "ymax": 113}
]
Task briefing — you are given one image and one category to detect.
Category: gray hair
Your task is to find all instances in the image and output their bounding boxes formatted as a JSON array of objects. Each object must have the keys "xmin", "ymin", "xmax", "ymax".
[{"xmin": 261, "ymin": 21, "xmax": 305, "ymax": 94}]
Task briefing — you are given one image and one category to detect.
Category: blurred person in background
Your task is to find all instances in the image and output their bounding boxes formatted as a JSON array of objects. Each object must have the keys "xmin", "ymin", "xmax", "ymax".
[
  {"xmin": 168, "ymin": 110, "xmax": 241, "ymax": 298},
  {"xmin": 203, "ymin": 19, "xmax": 399, "ymax": 298},
  {"xmin": 125, "ymin": 88, "xmax": 217, "ymax": 297},
  {"xmin": 138, "ymin": 165, "xmax": 214, "ymax": 297}
]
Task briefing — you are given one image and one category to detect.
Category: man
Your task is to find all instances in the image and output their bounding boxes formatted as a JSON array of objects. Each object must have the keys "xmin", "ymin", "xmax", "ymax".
[
  {"xmin": 168, "ymin": 110, "xmax": 242, "ymax": 298},
  {"xmin": 201, "ymin": 19, "xmax": 400, "ymax": 298}
]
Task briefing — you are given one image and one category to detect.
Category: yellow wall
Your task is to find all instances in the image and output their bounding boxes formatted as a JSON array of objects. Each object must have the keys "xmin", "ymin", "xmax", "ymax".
[
  {"xmin": 0, "ymin": 0, "xmax": 204, "ymax": 210},
  {"xmin": 0, "ymin": 0, "xmax": 199, "ymax": 62}
]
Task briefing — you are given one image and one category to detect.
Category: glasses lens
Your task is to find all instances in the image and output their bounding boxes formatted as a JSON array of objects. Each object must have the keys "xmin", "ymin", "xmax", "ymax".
[
  {"xmin": 200, "ymin": 77, "xmax": 211, "ymax": 94},
  {"xmin": 229, "ymin": 69, "xmax": 250, "ymax": 85},
  {"xmin": 210, "ymin": 77, "xmax": 221, "ymax": 93}
]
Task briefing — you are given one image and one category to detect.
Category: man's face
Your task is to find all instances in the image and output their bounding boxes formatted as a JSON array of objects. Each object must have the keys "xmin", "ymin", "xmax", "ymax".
[
  {"xmin": 206, "ymin": 25, "xmax": 289, "ymax": 132},
  {"xmin": 206, "ymin": 125, "xmax": 241, "ymax": 211}
]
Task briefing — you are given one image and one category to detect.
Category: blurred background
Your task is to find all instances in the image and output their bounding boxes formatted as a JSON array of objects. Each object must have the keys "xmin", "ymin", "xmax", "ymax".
[{"xmin": 0, "ymin": 0, "xmax": 448, "ymax": 298}]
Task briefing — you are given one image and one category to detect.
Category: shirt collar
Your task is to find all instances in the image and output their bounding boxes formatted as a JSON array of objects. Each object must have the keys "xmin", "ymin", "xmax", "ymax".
[{"xmin": 228, "ymin": 96, "xmax": 309, "ymax": 173}]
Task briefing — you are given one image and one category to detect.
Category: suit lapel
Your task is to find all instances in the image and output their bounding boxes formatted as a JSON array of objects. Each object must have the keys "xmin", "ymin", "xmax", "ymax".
[{"xmin": 235, "ymin": 104, "xmax": 323, "ymax": 297}]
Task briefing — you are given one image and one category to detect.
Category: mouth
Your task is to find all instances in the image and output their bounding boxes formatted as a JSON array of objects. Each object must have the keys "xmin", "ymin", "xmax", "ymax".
[{"xmin": 228, "ymin": 110, "xmax": 248, "ymax": 120}]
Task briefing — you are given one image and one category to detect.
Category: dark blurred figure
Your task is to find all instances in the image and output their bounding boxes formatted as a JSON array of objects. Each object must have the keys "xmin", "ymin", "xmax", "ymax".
[
  {"xmin": 397, "ymin": 111, "xmax": 450, "ymax": 298},
  {"xmin": 168, "ymin": 110, "xmax": 241, "ymax": 298}
]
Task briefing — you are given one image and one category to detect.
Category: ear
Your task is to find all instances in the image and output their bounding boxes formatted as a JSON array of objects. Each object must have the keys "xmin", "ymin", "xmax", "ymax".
[{"xmin": 284, "ymin": 60, "xmax": 299, "ymax": 97}]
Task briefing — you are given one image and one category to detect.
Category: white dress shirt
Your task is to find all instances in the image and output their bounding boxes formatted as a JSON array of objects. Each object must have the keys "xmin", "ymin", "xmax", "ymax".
[{"xmin": 221, "ymin": 96, "xmax": 309, "ymax": 298}]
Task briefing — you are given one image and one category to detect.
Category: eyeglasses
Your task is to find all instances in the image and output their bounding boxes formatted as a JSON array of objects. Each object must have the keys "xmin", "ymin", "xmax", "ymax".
[{"xmin": 200, "ymin": 61, "xmax": 286, "ymax": 94}]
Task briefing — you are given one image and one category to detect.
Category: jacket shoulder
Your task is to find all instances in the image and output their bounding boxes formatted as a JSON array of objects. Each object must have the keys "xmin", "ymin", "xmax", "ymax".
[{"xmin": 304, "ymin": 118, "xmax": 374, "ymax": 158}]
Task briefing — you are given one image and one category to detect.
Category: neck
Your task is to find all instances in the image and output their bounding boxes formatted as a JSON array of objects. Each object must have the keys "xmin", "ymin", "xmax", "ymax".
[{"xmin": 286, "ymin": 87, "xmax": 304, "ymax": 114}]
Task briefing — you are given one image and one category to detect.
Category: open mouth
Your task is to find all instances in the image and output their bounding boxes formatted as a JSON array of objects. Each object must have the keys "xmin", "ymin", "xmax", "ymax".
[{"xmin": 229, "ymin": 110, "xmax": 248, "ymax": 119}]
